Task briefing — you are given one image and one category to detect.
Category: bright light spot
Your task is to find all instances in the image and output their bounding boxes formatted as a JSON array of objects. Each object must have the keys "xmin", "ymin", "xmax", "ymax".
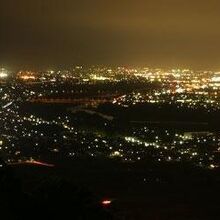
[
  {"xmin": 0, "ymin": 68, "xmax": 8, "ymax": 78},
  {"xmin": 101, "ymin": 200, "xmax": 112, "ymax": 206}
]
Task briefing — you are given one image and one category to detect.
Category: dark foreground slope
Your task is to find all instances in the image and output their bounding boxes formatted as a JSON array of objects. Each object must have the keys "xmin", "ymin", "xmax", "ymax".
[{"xmin": 1, "ymin": 158, "xmax": 220, "ymax": 220}]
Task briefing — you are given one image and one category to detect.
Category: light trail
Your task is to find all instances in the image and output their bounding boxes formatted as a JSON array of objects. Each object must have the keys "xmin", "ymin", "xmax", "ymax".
[
  {"xmin": 9, "ymin": 160, "xmax": 55, "ymax": 167},
  {"xmin": 2, "ymin": 101, "xmax": 13, "ymax": 109}
]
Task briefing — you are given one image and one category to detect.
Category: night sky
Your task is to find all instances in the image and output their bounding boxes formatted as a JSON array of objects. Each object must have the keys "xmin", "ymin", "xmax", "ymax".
[{"xmin": 1, "ymin": 0, "xmax": 220, "ymax": 70}]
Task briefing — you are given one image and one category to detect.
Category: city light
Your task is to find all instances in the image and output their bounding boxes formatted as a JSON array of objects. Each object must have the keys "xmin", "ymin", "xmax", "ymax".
[
  {"xmin": 0, "ymin": 68, "xmax": 8, "ymax": 78},
  {"xmin": 101, "ymin": 200, "xmax": 112, "ymax": 206}
]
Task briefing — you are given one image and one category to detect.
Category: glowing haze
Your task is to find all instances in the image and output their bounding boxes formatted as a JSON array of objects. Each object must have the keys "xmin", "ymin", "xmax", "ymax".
[{"xmin": 1, "ymin": 0, "xmax": 220, "ymax": 70}]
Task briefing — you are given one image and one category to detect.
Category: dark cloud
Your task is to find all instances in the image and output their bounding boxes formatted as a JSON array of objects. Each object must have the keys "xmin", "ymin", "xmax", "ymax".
[{"xmin": 1, "ymin": 0, "xmax": 220, "ymax": 70}]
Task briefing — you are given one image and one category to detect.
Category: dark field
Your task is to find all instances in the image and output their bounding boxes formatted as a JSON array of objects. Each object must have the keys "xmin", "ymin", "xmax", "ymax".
[{"xmin": 10, "ymin": 158, "xmax": 220, "ymax": 220}]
